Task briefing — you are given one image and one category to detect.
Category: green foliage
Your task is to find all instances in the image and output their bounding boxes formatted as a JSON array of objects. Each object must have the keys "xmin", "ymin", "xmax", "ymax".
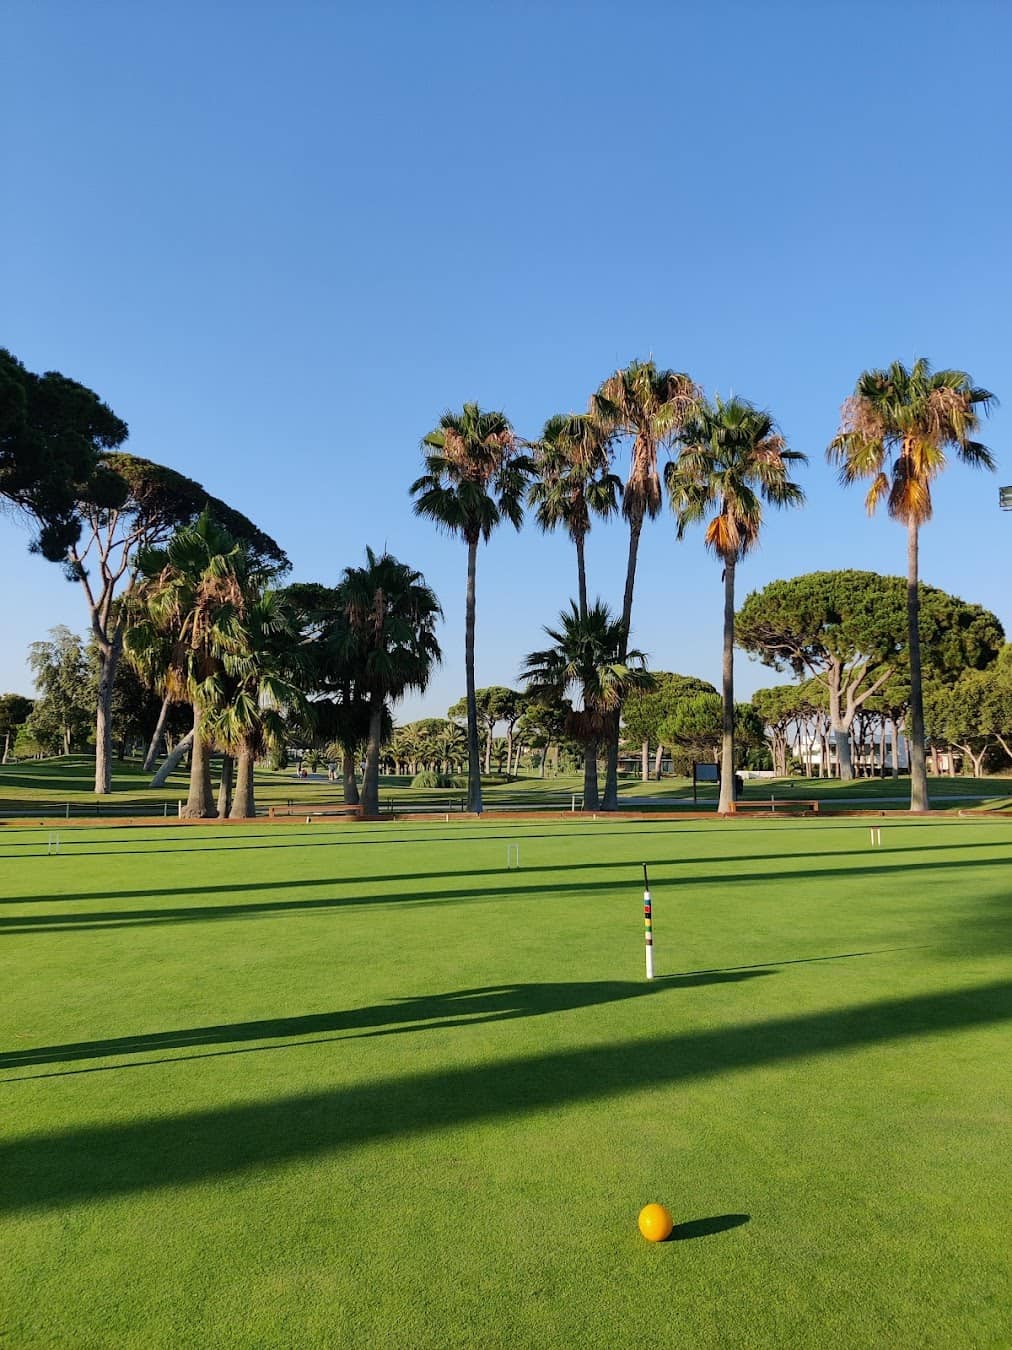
[
  {"xmin": 27, "ymin": 626, "xmax": 94, "ymax": 752},
  {"xmin": 737, "ymin": 571, "xmax": 907, "ymax": 682},
  {"xmin": 591, "ymin": 360, "xmax": 699, "ymax": 523},
  {"xmin": 448, "ymin": 687, "xmax": 521, "ymax": 736},
  {"xmin": 622, "ymin": 672, "xmax": 718, "ymax": 748},
  {"xmin": 337, "ymin": 547, "xmax": 443, "ymax": 814},
  {"xmin": 0, "ymin": 693, "xmax": 34, "ymax": 738},
  {"xmin": 0, "ymin": 348, "xmax": 128, "ymax": 559},
  {"xmin": 411, "ymin": 405, "xmax": 533, "ymax": 546},
  {"xmin": 529, "ymin": 415, "xmax": 621, "ymax": 534},
  {"xmin": 926, "ymin": 648, "xmax": 1012, "ymax": 772},
  {"xmin": 95, "ymin": 453, "xmax": 289, "ymax": 568},
  {"xmin": 665, "ymin": 395, "xmax": 806, "ymax": 560},
  {"xmin": 658, "ymin": 693, "xmax": 762, "ymax": 766},
  {"xmin": 338, "ymin": 548, "xmax": 442, "ymax": 706},
  {"xmin": 521, "ymin": 601, "xmax": 652, "ymax": 742},
  {"xmin": 828, "ymin": 358, "xmax": 996, "ymax": 525},
  {"xmin": 409, "ymin": 770, "xmax": 466, "ymax": 789}
]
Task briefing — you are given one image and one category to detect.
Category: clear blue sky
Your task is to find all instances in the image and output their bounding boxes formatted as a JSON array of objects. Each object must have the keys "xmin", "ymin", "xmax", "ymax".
[{"xmin": 4, "ymin": 2, "xmax": 1010, "ymax": 720}]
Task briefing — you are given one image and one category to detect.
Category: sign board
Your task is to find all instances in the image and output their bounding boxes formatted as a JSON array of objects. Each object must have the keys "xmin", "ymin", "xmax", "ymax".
[{"xmin": 692, "ymin": 761, "xmax": 719, "ymax": 802}]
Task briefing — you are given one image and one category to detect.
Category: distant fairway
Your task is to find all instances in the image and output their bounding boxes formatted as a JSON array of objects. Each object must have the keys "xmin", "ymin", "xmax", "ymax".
[{"xmin": 1, "ymin": 817, "xmax": 1010, "ymax": 1347}]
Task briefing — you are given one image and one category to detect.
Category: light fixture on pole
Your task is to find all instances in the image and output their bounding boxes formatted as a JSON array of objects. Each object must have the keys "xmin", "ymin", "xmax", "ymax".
[{"xmin": 1001, "ymin": 485, "xmax": 1012, "ymax": 511}]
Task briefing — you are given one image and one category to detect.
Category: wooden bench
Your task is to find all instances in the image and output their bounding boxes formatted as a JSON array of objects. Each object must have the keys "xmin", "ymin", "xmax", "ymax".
[
  {"xmin": 268, "ymin": 803, "xmax": 364, "ymax": 820},
  {"xmin": 728, "ymin": 798, "xmax": 820, "ymax": 815}
]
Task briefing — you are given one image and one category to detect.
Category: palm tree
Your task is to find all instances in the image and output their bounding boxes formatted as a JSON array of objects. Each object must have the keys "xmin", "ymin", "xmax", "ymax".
[
  {"xmin": 666, "ymin": 396, "xmax": 806, "ymax": 813},
  {"xmin": 127, "ymin": 514, "xmax": 265, "ymax": 818},
  {"xmin": 411, "ymin": 403, "xmax": 532, "ymax": 814},
  {"xmin": 828, "ymin": 359, "xmax": 996, "ymax": 811},
  {"xmin": 284, "ymin": 581, "xmax": 371, "ymax": 805},
  {"xmin": 529, "ymin": 413, "xmax": 622, "ymax": 619},
  {"xmin": 203, "ymin": 587, "xmax": 308, "ymax": 819},
  {"xmin": 521, "ymin": 600, "xmax": 652, "ymax": 810},
  {"xmin": 434, "ymin": 720, "xmax": 467, "ymax": 774},
  {"xmin": 336, "ymin": 548, "xmax": 442, "ymax": 816},
  {"xmin": 591, "ymin": 361, "xmax": 699, "ymax": 807}
]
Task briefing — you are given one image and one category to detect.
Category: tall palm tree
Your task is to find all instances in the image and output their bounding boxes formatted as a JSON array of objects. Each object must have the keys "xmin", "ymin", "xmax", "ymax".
[
  {"xmin": 828, "ymin": 359, "xmax": 996, "ymax": 811},
  {"xmin": 127, "ymin": 513, "xmax": 266, "ymax": 818},
  {"xmin": 337, "ymin": 547, "xmax": 442, "ymax": 816},
  {"xmin": 591, "ymin": 361, "xmax": 699, "ymax": 807},
  {"xmin": 529, "ymin": 413, "xmax": 622, "ymax": 619},
  {"xmin": 666, "ymin": 396, "xmax": 806, "ymax": 813},
  {"xmin": 411, "ymin": 403, "xmax": 532, "ymax": 814},
  {"xmin": 521, "ymin": 600, "xmax": 652, "ymax": 810}
]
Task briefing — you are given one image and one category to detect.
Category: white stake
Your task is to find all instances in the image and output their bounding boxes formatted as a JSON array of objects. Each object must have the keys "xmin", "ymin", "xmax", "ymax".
[{"xmin": 643, "ymin": 862, "xmax": 654, "ymax": 980}]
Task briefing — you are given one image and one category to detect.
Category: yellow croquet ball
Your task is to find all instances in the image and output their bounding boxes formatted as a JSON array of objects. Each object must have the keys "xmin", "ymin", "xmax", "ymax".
[{"xmin": 638, "ymin": 1203, "xmax": 674, "ymax": 1242}]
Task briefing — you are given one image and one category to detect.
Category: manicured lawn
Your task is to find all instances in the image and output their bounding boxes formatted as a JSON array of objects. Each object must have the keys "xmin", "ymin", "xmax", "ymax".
[
  {"xmin": 1, "ymin": 817, "xmax": 1009, "ymax": 1347},
  {"xmin": 622, "ymin": 773, "xmax": 1012, "ymax": 810},
  {"xmin": 2, "ymin": 755, "xmax": 1008, "ymax": 818}
]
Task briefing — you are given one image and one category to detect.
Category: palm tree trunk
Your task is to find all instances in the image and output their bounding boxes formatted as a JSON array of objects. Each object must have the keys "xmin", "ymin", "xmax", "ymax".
[
  {"xmin": 180, "ymin": 707, "xmax": 216, "ymax": 818},
  {"xmin": 906, "ymin": 518, "xmax": 929, "ymax": 812},
  {"xmin": 93, "ymin": 629, "xmax": 123, "ymax": 795},
  {"xmin": 654, "ymin": 744, "xmax": 663, "ymax": 779},
  {"xmin": 143, "ymin": 695, "xmax": 172, "ymax": 772},
  {"xmin": 151, "ymin": 728, "xmax": 193, "ymax": 787},
  {"xmin": 342, "ymin": 748, "xmax": 359, "ymax": 805},
  {"xmin": 602, "ymin": 734, "xmax": 620, "ymax": 810},
  {"xmin": 216, "ymin": 753, "xmax": 234, "ymax": 817},
  {"xmin": 361, "ymin": 698, "xmax": 383, "ymax": 816},
  {"xmin": 583, "ymin": 738, "xmax": 600, "ymax": 810},
  {"xmin": 575, "ymin": 531, "xmax": 588, "ymax": 621},
  {"xmin": 717, "ymin": 559, "xmax": 736, "ymax": 814},
  {"xmin": 641, "ymin": 738, "xmax": 649, "ymax": 783},
  {"xmin": 601, "ymin": 510, "xmax": 646, "ymax": 813},
  {"xmin": 229, "ymin": 746, "xmax": 256, "ymax": 819},
  {"xmin": 890, "ymin": 718, "xmax": 900, "ymax": 778},
  {"xmin": 620, "ymin": 511, "xmax": 643, "ymax": 650},
  {"xmin": 464, "ymin": 535, "xmax": 483, "ymax": 814}
]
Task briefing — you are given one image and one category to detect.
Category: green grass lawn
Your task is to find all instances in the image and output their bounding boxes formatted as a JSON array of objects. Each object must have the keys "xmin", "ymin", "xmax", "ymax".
[
  {"xmin": 1, "ymin": 816, "xmax": 1010, "ymax": 1347},
  {"xmin": 3, "ymin": 755, "xmax": 1009, "ymax": 819}
]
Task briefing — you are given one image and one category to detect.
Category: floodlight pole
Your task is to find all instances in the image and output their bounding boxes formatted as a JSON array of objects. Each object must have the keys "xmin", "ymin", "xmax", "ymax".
[{"xmin": 1000, "ymin": 486, "xmax": 1012, "ymax": 512}]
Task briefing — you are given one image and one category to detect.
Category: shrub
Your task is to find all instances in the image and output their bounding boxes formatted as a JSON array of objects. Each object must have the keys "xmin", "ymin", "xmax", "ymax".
[{"xmin": 411, "ymin": 770, "xmax": 468, "ymax": 789}]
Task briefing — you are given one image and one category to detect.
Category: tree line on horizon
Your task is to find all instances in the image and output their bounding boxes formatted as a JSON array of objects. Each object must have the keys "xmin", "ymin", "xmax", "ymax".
[{"xmin": 0, "ymin": 346, "xmax": 1006, "ymax": 815}]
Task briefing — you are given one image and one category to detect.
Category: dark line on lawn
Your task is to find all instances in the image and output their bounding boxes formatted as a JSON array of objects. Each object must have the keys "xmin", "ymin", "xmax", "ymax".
[
  {"xmin": 2, "ymin": 853, "xmax": 1009, "ymax": 935},
  {"xmin": 0, "ymin": 972, "xmax": 774, "ymax": 1072},
  {"xmin": 5, "ymin": 840, "xmax": 1006, "ymax": 909},
  {"xmin": 1, "ymin": 979, "xmax": 1007, "ymax": 1212},
  {"xmin": 0, "ymin": 815, "xmax": 994, "ymax": 860}
]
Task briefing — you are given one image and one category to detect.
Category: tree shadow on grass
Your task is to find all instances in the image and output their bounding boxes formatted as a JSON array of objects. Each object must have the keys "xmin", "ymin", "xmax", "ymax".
[
  {"xmin": 0, "ymin": 972, "xmax": 773, "ymax": 1072},
  {"xmin": 1, "ymin": 979, "xmax": 1007, "ymax": 1214},
  {"xmin": 6, "ymin": 837, "xmax": 1007, "ymax": 909},
  {"xmin": 3, "ymin": 852, "xmax": 1010, "ymax": 936},
  {"xmin": 0, "ymin": 824, "xmax": 702, "ymax": 861},
  {"xmin": 0, "ymin": 814, "xmax": 989, "ymax": 862}
]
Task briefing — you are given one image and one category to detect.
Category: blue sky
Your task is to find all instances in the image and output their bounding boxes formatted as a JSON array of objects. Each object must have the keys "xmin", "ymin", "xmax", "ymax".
[{"xmin": 4, "ymin": 1, "xmax": 1010, "ymax": 721}]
